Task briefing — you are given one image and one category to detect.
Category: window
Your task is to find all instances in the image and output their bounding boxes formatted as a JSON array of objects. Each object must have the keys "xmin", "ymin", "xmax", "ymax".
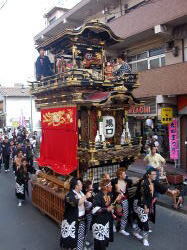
[
  {"xmin": 128, "ymin": 55, "xmax": 137, "ymax": 62},
  {"xmin": 149, "ymin": 48, "xmax": 165, "ymax": 57},
  {"xmin": 125, "ymin": 0, "xmax": 150, "ymax": 13},
  {"xmin": 150, "ymin": 58, "xmax": 160, "ymax": 69},
  {"xmin": 127, "ymin": 47, "xmax": 165, "ymax": 73},
  {"xmin": 130, "ymin": 63, "xmax": 137, "ymax": 72},
  {"xmin": 137, "ymin": 51, "xmax": 148, "ymax": 60},
  {"xmin": 184, "ymin": 47, "xmax": 187, "ymax": 62},
  {"xmin": 49, "ymin": 16, "xmax": 56, "ymax": 25},
  {"xmin": 161, "ymin": 57, "xmax": 166, "ymax": 66},
  {"xmin": 137, "ymin": 60, "xmax": 148, "ymax": 71}
]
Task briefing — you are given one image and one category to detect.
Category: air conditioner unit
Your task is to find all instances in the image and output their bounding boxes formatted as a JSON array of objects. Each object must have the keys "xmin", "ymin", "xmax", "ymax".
[
  {"xmin": 154, "ymin": 24, "xmax": 172, "ymax": 36},
  {"xmin": 154, "ymin": 24, "xmax": 167, "ymax": 34}
]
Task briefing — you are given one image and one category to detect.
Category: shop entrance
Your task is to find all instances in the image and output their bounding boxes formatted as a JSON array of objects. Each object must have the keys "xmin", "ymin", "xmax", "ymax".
[{"xmin": 180, "ymin": 116, "xmax": 187, "ymax": 170}]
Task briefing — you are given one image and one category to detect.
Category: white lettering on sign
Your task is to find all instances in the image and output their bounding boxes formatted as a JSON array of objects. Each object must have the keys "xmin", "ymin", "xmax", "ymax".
[{"xmin": 128, "ymin": 106, "xmax": 151, "ymax": 114}]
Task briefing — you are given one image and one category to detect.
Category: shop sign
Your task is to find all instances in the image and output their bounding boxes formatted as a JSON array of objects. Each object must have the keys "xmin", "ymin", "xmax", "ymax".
[
  {"xmin": 12, "ymin": 121, "xmax": 19, "ymax": 128},
  {"xmin": 161, "ymin": 107, "xmax": 173, "ymax": 124},
  {"xmin": 102, "ymin": 116, "xmax": 115, "ymax": 138},
  {"xmin": 128, "ymin": 105, "xmax": 151, "ymax": 114},
  {"xmin": 168, "ymin": 119, "xmax": 179, "ymax": 160}
]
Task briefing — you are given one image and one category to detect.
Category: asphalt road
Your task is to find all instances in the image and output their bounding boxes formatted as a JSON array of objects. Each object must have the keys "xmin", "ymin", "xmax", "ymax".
[{"xmin": 0, "ymin": 170, "xmax": 187, "ymax": 250}]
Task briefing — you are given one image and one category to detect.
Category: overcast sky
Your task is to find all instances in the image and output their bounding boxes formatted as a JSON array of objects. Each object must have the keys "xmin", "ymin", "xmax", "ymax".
[{"xmin": 0, "ymin": 0, "xmax": 81, "ymax": 86}]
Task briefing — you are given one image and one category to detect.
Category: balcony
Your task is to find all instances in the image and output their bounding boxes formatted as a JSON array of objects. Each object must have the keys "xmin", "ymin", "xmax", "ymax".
[
  {"xmin": 133, "ymin": 62, "xmax": 187, "ymax": 98},
  {"xmin": 109, "ymin": 0, "xmax": 187, "ymax": 45}
]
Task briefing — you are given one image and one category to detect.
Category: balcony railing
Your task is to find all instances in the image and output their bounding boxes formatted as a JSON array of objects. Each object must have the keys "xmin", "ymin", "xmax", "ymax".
[{"xmin": 30, "ymin": 69, "xmax": 139, "ymax": 94}]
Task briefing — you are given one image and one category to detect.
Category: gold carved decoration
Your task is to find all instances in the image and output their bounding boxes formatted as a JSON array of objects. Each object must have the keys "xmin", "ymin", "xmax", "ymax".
[{"xmin": 43, "ymin": 109, "xmax": 73, "ymax": 126}]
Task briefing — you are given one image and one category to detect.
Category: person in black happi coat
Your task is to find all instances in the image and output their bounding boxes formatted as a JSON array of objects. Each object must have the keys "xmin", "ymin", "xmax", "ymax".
[
  {"xmin": 0, "ymin": 141, "xmax": 3, "ymax": 173},
  {"xmin": 35, "ymin": 47, "xmax": 53, "ymax": 81},
  {"xmin": 15, "ymin": 158, "xmax": 37, "ymax": 207},
  {"xmin": 92, "ymin": 179, "xmax": 122, "ymax": 250},
  {"xmin": 2, "ymin": 137, "xmax": 10, "ymax": 172},
  {"xmin": 25, "ymin": 139, "xmax": 34, "ymax": 168},
  {"xmin": 60, "ymin": 178, "xmax": 92, "ymax": 250},
  {"xmin": 134, "ymin": 167, "xmax": 176, "ymax": 247}
]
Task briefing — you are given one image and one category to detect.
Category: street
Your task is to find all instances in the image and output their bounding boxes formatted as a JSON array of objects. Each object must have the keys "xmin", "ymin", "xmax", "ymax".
[{"xmin": 0, "ymin": 171, "xmax": 187, "ymax": 250}]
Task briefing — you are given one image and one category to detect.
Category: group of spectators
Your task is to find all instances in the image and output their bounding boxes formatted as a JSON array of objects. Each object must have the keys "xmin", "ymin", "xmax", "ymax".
[{"xmin": 0, "ymin": 127, "xmax": 40, "ymax": 206}]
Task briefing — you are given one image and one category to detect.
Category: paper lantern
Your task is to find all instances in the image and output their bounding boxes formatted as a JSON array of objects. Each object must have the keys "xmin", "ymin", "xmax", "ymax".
[{"xmin": 102, "ymin": 116, "xmax": 115, "ymax": 138}]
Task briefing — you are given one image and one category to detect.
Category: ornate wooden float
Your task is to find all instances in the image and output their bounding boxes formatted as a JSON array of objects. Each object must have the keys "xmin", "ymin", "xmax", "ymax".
[{"xmin": 31, "ymin": 21, "xmax": 141, "ymax": 223}]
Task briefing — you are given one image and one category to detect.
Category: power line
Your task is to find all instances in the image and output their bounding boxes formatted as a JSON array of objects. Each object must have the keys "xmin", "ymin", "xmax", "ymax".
[{"xmin": 0, "ymin": 0, "xmax": 7, "ymax": 10}]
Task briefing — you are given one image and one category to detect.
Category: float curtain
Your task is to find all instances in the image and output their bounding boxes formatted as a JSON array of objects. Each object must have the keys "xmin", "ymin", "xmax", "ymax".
[{"xmin": 38, "ymin": 107, "xmax": 78, "ymax": 175}]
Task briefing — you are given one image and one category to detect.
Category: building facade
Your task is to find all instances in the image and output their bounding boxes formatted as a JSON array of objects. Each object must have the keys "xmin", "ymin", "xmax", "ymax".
[
  {"xmin": 34, "ymin": 0, "xmax": 187, "ymax": 171},
  {"xmin": 0, "ymin": 86, "xmax": 40, "ymax": 131}
]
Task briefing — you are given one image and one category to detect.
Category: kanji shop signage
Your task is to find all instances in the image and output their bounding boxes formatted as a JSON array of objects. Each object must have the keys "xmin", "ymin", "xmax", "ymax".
[
  {"xmin": 168, "ymin": 119, "xmax": 179, "ymax": 160},
  {"xmin": 161, "ymin": 107, "xmax": 173, "ymax": 124},
  {"xmin": 102, "ymin": 116, "xmax": 115, "ymax": 138},
  {"xmin": 128, "ymin": 105, "xmax": 151, "ymax": 114}
]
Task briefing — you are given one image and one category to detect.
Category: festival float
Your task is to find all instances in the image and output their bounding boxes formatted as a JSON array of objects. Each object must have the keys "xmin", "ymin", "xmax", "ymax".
[{"xmin": 31, "ymin": 21, "xmax": 141, "ymax": 223}]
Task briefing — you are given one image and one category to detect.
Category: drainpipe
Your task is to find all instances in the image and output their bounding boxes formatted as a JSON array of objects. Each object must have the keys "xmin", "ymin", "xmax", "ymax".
[
  {"xmin": 182, "ymin": 39, "xmax": 185, "ymax": 62},
  {"xmin": 119, "ymin": 0, "xmax": 123, "ymax": 16}
]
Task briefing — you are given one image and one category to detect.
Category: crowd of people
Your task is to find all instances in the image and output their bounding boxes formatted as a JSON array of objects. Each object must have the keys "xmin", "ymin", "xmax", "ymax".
[
  {"xmin": 0, "ymin": 127, "xmax": 40, "ymax": 207},
  {"xmin": 60, "ymin": 168, "xmax": 179, "ymax": 250},
  {"xmin": 1, "ymin": 125, "xmax": 185, "ymax": 249}
]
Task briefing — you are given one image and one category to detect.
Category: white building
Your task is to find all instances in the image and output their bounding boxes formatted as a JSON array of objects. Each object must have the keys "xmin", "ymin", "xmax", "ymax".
[{"xmin": 0, "ymin": 86, "xmax": 40, "ymax": 131}]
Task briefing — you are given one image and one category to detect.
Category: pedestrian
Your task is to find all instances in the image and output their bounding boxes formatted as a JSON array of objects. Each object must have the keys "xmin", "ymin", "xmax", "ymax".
[
  {"xmin": 2, "ymin": 137, "xmax": 10, "ymax": 172},
  {"xmin": 14, "ymin": 150, "xmax": 24, "ymax": 175},
  {"xmin": 0, "ymin": 142, "xmax": 3, "ymax": 173},
  {"xmin": 9, "ymin": 140, "xmax": 16, "ymax": 173},
  {"xmin": 25, "ymin": 139, "xmax": 34, "ymax": 168},
  {"xmin": 93, "ymin": 172, "xmax": 111, "ymax": 195},
  {"xmin": 15, "ymin": 158, "xmax": 29, "ymax": 207},
  {"xmin": 92, "ymin": 179, "xmax": 121, "ymax": 250},
  {"xmin": 112, "ymin": 168, "xmax": 133, "ymax": 236},
  {"xmin": 30, "ymin": 136, "xmax": 37, "ymax": 155},
  {"xmin": 144, "ymin": 145, "xmax": 166, "ymax": 179},
  {"xmin": 133, "ymin": 167, "xmax": 176, "ymax": 247},
  {"xmin": 83, "ymin": 180, "xmax": 94, "ymax": 248},
  {"xmin": 60, "ymin": 178, "xmax": 92, "ymax": 250}
]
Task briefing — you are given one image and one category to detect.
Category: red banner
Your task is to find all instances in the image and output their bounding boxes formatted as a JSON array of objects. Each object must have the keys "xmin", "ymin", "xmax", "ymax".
[{"xmin": 38, "ymin": 107, "xmax": 78, "ymax": 175}]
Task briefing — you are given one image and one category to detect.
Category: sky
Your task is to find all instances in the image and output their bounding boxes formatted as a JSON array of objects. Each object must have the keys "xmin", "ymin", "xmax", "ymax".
[{"xmin": 0, "ymin": 0, "xmax": 81, "ymax": 86}]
